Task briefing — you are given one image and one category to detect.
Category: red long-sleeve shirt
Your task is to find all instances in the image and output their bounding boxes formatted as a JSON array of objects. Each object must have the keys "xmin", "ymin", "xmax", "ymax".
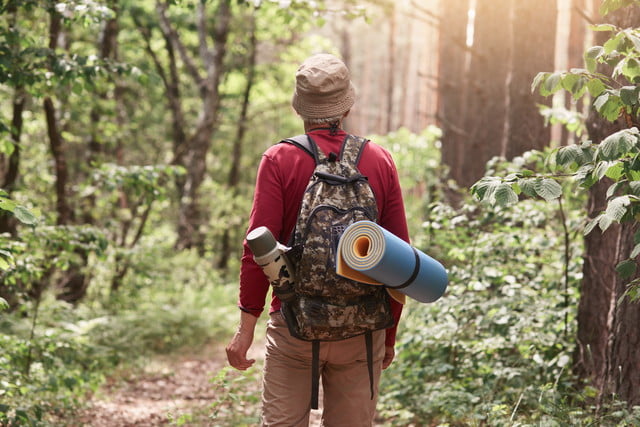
[{"xmin": 239, "ymin": 128, "xmax": 410, "ymax": 346}]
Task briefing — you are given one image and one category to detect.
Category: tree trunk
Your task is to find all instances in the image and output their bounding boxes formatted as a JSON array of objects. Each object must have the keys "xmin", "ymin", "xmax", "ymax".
[
  {"xmin": 0, "ymin": 88, "xmax": 25, "ymax": 235},
  {"xmin": 578, "ymin": 170, "xmax": 640, "ymax": 407},
  {"xmin": 155, "ymin": 0, "xmax": 231, "ymax": 251},
  {"xmin": 460, "ymin": 0, "xmax": 512, "ymax": 188},
  {"xmin": 44, "ymin": 10, "xmax": 73, "ymax": 226},
  {"xmin": 386, "ymin": 3, "xmax": 396, "ymax": 133},
  {"xmin": 576, "ymin": 5, "xmax": 640, "ymax": 407},
  {"xmin": 339, "ymin": 26, "xmax": 353, "ymax": 131},
  {"xmin": 218, "ymin": 13, "xmax": 257, "ymax": 270},
  {"xmin": 85, "ymin": 1, "xmax": 119, "ymax": 225},
  {"xmin": 575, "ymin": 175, "xmax": 621, "ymax": 393},
  {"xmin": 401, "ymin": 14, "xmax": 415, "ymax": 132},
  {"xmin": 559, "ymin": 0, "xmax": 591, "ymax": 146},
  {"xmin": 438, "ymin": 0, "xmax": 471, "ymax": 186},
  {"xmin": 607, "ymin": 230, "xmax": 640, "ymax": 404},
  {"xmin": 505, "ymin": 0, "xmax": 556, "ymax": 158},
  {"xmin": 132, "ymin": 9, "xmax": 188, "ymax": 200}
]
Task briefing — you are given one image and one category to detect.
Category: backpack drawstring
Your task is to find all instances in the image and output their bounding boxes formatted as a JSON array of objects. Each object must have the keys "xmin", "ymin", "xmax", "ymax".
[
  {"xmin": 309, "ymin": 334, "xmax": 375, "ymax": 411},
  {"xmin": 311, "ymin": 340, "xmax": 320, "ymax": 410},
  {"xmin": 365, "ymin": 331, "xmax": 374, "ymax": 400}
]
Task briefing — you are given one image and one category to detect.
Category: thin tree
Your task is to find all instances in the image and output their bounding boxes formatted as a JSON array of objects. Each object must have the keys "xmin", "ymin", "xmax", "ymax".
[
  {"xmin": 461, "ymin": 0, "xmax": 511, "ymax": 187},
  {"xmin": 505, "ymin": 0, "xmax": 556, "ymax": 158},
  {"xmin": 218, "ymin": 12, "xmax": 257, "ymax": 270},
  {"xmin": 154, "ymin": 0, "xmax": 232, "ymax": 251},
  {"xmin": 43, "ymin": 7, "xmax": 72, "ymax": 226},
  {"xmin": 437, "ymin": 0, "xmax": 471, "ymax": 186}
]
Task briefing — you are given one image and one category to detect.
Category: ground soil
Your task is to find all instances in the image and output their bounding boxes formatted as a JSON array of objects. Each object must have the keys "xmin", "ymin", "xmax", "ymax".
[
  {"xmin": 63, "ymin": 340, "xmax": 326, "ymax": 427},
  {"xmin": 71, "ymin": 344, "xmax": 228, "ymax": 426}
]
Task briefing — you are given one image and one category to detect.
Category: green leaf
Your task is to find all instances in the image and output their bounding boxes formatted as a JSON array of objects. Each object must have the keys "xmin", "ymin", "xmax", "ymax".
[
  {"xmin": 585, "ymin": 46, "xmax": 604, "ymax": 73},
  {"xmin": 519, "ymin": 178, "xmax": 538, "ymax": 198},
  {"xmin": 600, "ymin": 0, "xmax": 635, "ymax": 17},
  {"xmin": 631, "ymin": 243, "xmax": 640, "ymax": 259},
  {"xmin": 605, "ymin": 195, "xmax": 631, "ymax": 222},
  {"xmin": 543, "ymin": 72, "xmax": 562, "ymax": 95},
  {"xmin": 13, "ymin": 205, "xmax": 38, "ymax": 225},
  {"xmin": 531, "ymin": 72, "xmax": 548, "ymax": 93},
  {"xmin": 575, "ymin": 163, "xmax": 595, "ymax": 184},
  {"xmin": 471, "ymin": 177, "xmax": 500, "ymax": 201},
  {"xmin": 629, "ymin": 156, "xmax": 640, "ymax": 181},
  {"xmin": 593, "ymin": 92, "xmax": 610, "ymax": 111},
  {"xmin": 594, "ymin": 161, "xmax": 616, "ymax": 180},
  {"xmin": 591, "ymin": 24, "xmax": 618, "ymax": 32},
  {"xmin": 0, "ymin": 140, "xmax": 15, "ymax": 156},
  {"xmin": 493, "ymin": 184, "xmax": 519, "ymax": 207},
  {"xmin": 622, "ymin": 279, "xmax": 640, "ymax": 302},
  {"xmin": 534, "ymin": 178, "xmax": 562, "ymax": 201},
  {"xmin": 560, "ymin": 73, "xmax": 580, "ymax": 93},
  {"xmin": 556, "ymin": 144, "xmax": 584, "ymax": 166},
  {"xmin": 620, "ymin": 85, "xmax": 640, "ymax": 105},
  {"xmin": 607, "ymin": 181, "xmax": 624, "ymax": 198},
  {"xmin": 623, "ymin": 57, "xmax": 640, "ymax": 82},
  {"xmin": 0, "ymin": 297, "xmax": 8, "ymax": 312},
  {"xmin": 594, "ymin": 92, "xmax": 623, "ymax": 121},
  {"xmin": 605, "ymin": 162, "xmax": 625, "ymax": 180},
  {"xmin": 584, "ymin": 214, "xmax": 603, "ymax": 235},
  {"xmin": 626, "ymin": 32, "xmax": 640, "ymax": 53},
  {"xmin": 604, "ymin": 31, "xmax": 625, "ymax": 54},
  {"xmin": 586, "ymin": 78, "xmax": 606, "ymax": 97},
  {"xmin": 599, "ymin": 212, "xmax": 615, "ymax": 231},
  {"xmin": 616, "ymin": 259, "xmax": 637, "ymax": 279},
  {"xmin": 0, "ymin": 197, "xmax": 16, "ymax": 212},
  {"xmin": 598, "ymin": 128, "xmax": 639, "ymax": 160}
]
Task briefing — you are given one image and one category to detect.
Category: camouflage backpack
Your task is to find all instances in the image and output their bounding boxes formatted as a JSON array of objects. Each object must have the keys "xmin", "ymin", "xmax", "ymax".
[{"xmin": 280, "ymin": 132, "xmax": 394, "ymax": 408}]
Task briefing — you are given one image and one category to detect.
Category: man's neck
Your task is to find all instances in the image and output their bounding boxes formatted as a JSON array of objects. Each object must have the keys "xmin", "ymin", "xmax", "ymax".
[{"xmin": 304, "ymin": 121, "xmax": 342, "ymax": 133}]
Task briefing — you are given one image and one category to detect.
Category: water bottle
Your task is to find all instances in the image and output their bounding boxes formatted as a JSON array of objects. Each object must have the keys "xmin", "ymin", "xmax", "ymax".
[{"xmin": 246, "ymin": 226, "xmax": 296, "ymax": 302}]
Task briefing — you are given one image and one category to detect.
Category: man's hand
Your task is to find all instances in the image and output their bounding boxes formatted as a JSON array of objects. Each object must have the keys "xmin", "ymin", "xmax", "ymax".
[
  {"xmin": 225, "ymin": 311, "xmax": 258, "ymax": 370},
  {"xmin": 382, "ymin": 345, "xmax": 395, "ymax": 369}
]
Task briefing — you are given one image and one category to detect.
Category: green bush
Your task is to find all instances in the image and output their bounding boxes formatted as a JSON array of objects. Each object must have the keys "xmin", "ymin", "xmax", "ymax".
[
  {"xmin": 0, "ymin": 241, "xmax": 238, "ymax": 426},
  {"xmin": 377, "ymin": 147, "xmax": 640, "ymax": 425},
  {"xmin": 378, "ymin": 193, "xmax": 582, "ymax": 425}
]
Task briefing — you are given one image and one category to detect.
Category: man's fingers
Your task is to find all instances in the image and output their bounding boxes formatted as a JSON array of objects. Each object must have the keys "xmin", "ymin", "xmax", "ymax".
[
  {"xmin": 226, "ymin": 344, "xmax": 256, "ymax": 370},
  {"xmin": 382, "ymin": 346, "xmax": 395, "ymax": 369},
  {"xmin": 234, "ymin": 358, "xmax": 256, "ymax": 370}
]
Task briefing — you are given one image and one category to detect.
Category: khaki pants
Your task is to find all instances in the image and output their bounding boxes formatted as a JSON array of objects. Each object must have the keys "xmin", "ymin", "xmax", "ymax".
[{"xmin": 261, "ymin": 312, "xmax": 385, "ymax": 427}]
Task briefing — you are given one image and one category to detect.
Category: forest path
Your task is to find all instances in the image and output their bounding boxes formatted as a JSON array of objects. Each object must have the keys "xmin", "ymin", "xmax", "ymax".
[
  {"xmin": 72, "ymin": 343, "xmax": 230, "ymax": 426},
  {"xmin": 66, "ymin": 339, "xmax": 325, "ymax": 426}
]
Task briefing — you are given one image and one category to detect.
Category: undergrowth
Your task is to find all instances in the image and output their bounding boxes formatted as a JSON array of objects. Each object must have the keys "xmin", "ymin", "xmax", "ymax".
[
  {"xmin": 377, "ymin": 150, "xmax": 640, "ymax": 426},
  {"xmin": 3, "ymin": 128, "xmax": 640, "ymax": 426},
  {"xmin": 0, "ymin": 240, "xmax": 238, "ymax": 426}
]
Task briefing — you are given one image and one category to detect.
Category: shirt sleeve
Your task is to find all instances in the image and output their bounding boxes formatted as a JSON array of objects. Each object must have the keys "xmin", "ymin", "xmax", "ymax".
[
  {"xmin": 375, "ymin": 147, "xmax": 410, "ymax": 347},
  {"xmin": 238, "ymin": 153, "xmax": 285, "ymax": 317}
]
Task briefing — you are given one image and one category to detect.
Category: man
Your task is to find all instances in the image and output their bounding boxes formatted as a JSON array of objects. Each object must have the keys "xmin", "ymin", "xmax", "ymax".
[{"xmin": 226, "ymin": 53, "xmax": 409, "ymax": 426}]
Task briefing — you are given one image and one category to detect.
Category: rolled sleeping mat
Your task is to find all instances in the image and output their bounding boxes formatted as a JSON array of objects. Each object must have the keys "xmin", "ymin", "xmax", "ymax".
[{"xmin": 336, "ymin": 220, "xmax": 448, "ymax": 304}]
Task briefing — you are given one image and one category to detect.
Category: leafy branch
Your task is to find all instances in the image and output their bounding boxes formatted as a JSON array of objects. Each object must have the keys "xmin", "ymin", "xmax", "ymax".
[
  {"xmin": 0, "ymin": 189, "xmax": 37, "ymax": 227},
  {"xmin": 473, "ymin": 21, "xmax": 640, "ymax": 297}
]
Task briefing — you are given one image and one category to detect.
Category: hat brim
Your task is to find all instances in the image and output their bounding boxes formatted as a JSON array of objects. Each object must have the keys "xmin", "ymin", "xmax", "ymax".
[{"xmin": 292, "ymin": 83, "xmax": 355, "ymax": 120}]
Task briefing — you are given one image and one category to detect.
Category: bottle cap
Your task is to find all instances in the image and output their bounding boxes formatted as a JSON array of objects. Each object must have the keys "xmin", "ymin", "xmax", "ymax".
[{"xmin": 246, "ymin": 226, "xmax": 277, "ymax": 257}]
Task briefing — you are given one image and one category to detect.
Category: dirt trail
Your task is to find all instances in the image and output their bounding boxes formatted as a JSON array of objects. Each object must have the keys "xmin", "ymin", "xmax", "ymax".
[
  {"xmin": 72, "ymin": 344, "xmax": 228, "ymax": 426},
  {"xmin": 66, "ymin": 340, "xmax": 325, "ymax": 426}
]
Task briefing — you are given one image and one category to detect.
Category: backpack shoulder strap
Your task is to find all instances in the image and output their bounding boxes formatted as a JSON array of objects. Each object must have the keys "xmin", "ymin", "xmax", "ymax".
[
  {"xmin": 339, "ymin": 134, "xmax": 369, "ymax": 166},
  {"xmin": 280, "ymin": 134, "xmax": 322, "ymax": 164}
]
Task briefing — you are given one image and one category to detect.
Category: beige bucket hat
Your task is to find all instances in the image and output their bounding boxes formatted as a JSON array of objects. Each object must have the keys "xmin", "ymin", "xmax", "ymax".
[{"xmin": 291, "ymin": 53, "xmax": 356, "ymax": 119}]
